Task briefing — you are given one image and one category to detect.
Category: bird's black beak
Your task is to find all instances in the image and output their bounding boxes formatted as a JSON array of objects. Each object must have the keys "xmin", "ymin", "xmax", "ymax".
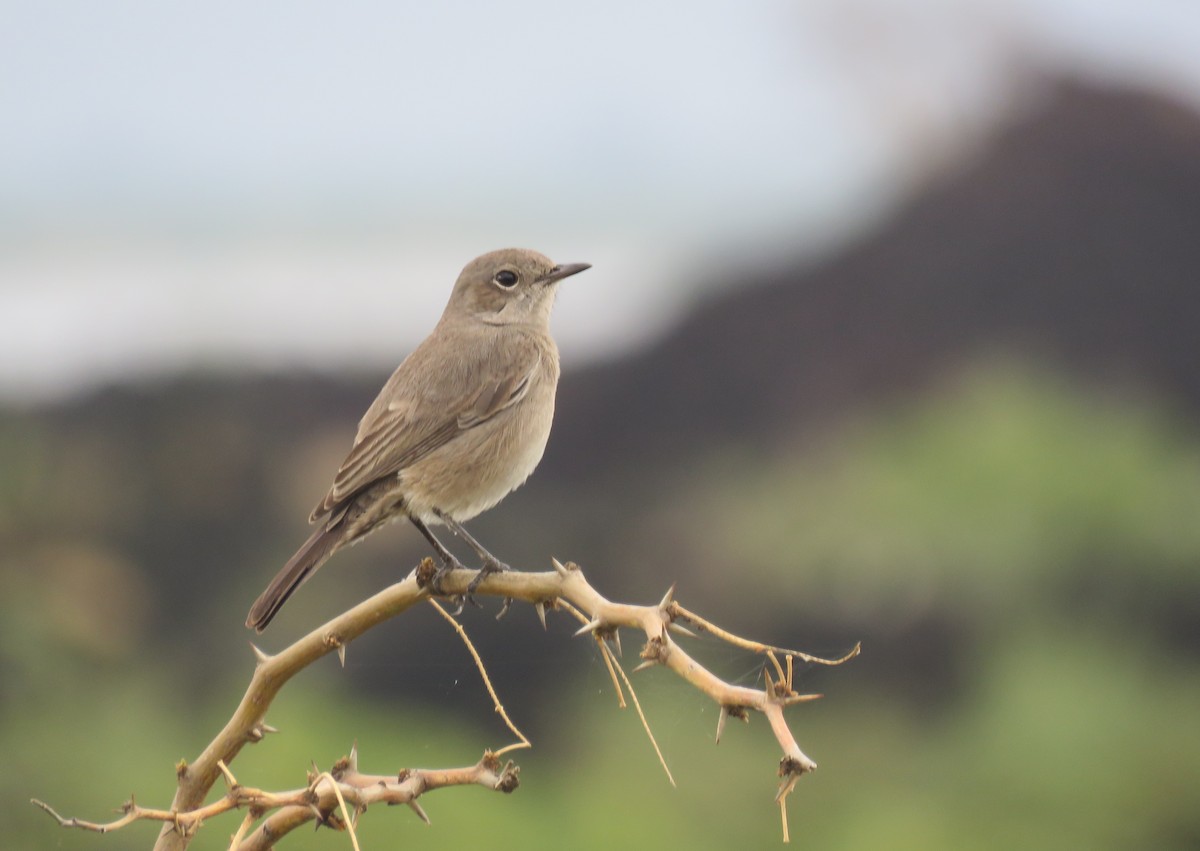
[{"xmin": 539, "ymin": 262, "xmax": 591, "ymax": 285}]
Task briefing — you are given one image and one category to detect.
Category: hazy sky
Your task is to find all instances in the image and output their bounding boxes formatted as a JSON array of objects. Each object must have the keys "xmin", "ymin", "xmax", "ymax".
[{"xmin": 2, "ymin": 0, "xmax": 1199, "ymax": 401}]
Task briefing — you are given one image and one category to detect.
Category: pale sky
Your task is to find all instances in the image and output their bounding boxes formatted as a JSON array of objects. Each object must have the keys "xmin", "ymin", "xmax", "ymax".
[{"xmin": 2, "ymin": 0, "xmax": 1199, "ymax": 401}]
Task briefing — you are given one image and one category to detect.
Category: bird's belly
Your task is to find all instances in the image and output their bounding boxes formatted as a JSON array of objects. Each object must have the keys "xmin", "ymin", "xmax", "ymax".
[{"xmin": 400, "ymin": 391, "xmax": 555, "ymax": 524}]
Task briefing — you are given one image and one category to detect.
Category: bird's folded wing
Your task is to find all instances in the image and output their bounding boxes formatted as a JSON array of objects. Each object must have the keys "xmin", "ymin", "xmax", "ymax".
[{"xmin": 310, "ymin": 347, "xmax": 541, "ymax": 522}]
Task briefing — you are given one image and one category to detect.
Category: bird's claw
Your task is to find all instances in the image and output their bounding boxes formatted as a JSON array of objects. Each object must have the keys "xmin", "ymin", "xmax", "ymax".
[
  {"xmin": 429, "ymin": 554, "xmax": 469, "ymax": 597},
  {"xmin": 467, "ymin": 558, "xmax": 511, "ymax": 594}
]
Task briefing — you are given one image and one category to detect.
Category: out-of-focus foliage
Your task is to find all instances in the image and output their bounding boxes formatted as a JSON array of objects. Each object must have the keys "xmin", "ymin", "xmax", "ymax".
[{"xmin": 691, "ymin": 361, "xmax": 1200, "ymax": 624}]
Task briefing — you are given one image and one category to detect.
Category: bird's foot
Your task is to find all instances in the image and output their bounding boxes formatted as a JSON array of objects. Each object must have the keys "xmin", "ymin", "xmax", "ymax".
[
  {"xmin": 467, "ymin": 557, "xmax": 511, "ymax": 595},
  {"xmin": 429, "ymin": 553, "xmax": 471, "ymax": 607},
  {"xmin": 465, "ymin": 558, "xmax": 513, "ymax": 616}
]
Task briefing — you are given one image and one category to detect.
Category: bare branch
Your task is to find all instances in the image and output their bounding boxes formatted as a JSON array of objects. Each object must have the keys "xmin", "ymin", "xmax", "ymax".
[
  {"xmin": 33, "ymin": 556, "xmax": 851, "ymax": 848},
  {"xmin": 36, "ymin": 750, "xmax": 518, "ymax": 850},
  {"xmin": 237, "ymin": 751, "xmax": 519, "ymax": 850}
]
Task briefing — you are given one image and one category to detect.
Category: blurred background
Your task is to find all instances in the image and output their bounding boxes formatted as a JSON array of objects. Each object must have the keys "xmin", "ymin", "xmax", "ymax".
[{"xmin": 4, "ymin": 1, "xmax": 1200, "ymax": 848}]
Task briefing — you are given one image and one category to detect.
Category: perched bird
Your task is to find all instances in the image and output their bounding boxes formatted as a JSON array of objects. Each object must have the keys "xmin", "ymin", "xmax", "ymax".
[{"xmin": 246, "ymin": 248, "xmax": 589, "ymax": 631}]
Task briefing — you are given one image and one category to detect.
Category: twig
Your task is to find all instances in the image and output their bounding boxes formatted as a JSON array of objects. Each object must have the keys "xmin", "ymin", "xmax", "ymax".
[
  {"xmin": 670, "ymin": 602, "xmax": 861, "ymax": 666},
  {"xmin": 603, "ymin": 639, "xmax": 675, "ymax": 787},
  {"xmin": 427, "ymin": 597, "xmax": 531, "ymax": 755},
  {"xmin": 311, "ymin": 771, "xmax": 360, "ymax": 851}
]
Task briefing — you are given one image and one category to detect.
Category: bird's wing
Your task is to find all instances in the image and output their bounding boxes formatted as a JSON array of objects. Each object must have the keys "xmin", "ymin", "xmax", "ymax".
[{"xmin": 310, "ymin": 338, "xmax": 542, "ymax": 522}]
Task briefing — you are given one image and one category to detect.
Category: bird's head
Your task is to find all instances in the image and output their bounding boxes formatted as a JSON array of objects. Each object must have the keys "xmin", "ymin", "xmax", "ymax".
[{"xmin": 446, "ymin": 248, "xmax": 590, "ymax": 327}]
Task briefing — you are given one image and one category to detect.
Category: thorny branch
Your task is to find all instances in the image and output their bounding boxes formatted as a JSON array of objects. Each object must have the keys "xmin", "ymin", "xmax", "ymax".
[
  {"xmin": 33, "ymin": 749, "xmax": 518, "ymax": 850},
  {"xmin": 33, "ymin": 558, "xmax": 856, "ymax": 848}
]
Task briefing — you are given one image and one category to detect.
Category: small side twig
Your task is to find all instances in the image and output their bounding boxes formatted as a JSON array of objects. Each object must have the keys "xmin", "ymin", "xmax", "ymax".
[{"xmin": 427, "ymin": 598, "xmax": 531, "ymax": 754}]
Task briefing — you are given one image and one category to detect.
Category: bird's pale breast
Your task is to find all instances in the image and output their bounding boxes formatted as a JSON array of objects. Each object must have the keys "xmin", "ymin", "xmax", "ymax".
[{"xmin": 399, "ymin": 332, "xmax": 559, "ymax": 523}]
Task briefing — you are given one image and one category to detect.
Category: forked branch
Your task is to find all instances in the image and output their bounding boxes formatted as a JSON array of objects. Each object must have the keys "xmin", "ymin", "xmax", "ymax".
[
  {"xmin": 33, "ymin": 558, "xmax": 855, "ymax": 848},
  {"xmin": 35, "ymin": 749, "xmax": 517, "ymax": 850}
]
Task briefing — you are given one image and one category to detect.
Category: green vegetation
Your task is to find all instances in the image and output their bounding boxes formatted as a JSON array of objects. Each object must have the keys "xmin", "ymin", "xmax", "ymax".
[{"xmin": 700, "ymin": 361, "xmax": 1200, "ymax": 624}]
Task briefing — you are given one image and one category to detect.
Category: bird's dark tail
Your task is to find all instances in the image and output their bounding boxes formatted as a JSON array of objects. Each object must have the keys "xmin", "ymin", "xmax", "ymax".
[{"xmin": 246, "ymin": 524, "xmax": 342, "ymax": 632}]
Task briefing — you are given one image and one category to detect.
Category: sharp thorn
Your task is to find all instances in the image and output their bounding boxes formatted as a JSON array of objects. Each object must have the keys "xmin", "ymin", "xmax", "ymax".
[
  {"xmin": 250, "ymin": 643, "xmax": 270, "ymax": 664},
  {"xmin": 632, "ymin": 659, "xmax": 657, "ymax": 673},
  {"xmin": 667, "ymin": 622, "xmax": 697, "ymax": 639},
  {"xmin": 534, "ymin": 601, "xmax": 547, "ymax": 630},
  {"xmin": 782, "ymin": 693, "xmax": 824, "ymax": 706},
  {"xmin": 337, "ymin": 644, "xmax": 347, "ymax": 668},
  {"xmin": 550, "ymin": 557, "xmax": 569, "ymax": 577},
  {"xmin": 715, "ymin": 706, "xmax": 729, "ymax": 744},
  {"xmin": 611, "ymin": 629, "xmax": 622, "ymax": 658},
  {"xmin": 574, "ymin": 618, "xmax": 602, "ymax": 637},
  {"xmin": 658, "ymin": 583, "xmax": 677, "ymax": 608},
  {"xmin": 407, "ymin": 800, "xmax": 431, "ymax": 825}
]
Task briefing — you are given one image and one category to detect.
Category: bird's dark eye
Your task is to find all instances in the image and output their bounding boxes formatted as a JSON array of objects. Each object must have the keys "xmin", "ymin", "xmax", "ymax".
[{"xmin": 494, "ymin": 270, "xmax": 519, "ymax": 288}]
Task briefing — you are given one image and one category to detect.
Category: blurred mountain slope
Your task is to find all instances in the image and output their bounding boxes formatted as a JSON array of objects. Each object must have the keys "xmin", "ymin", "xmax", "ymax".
[{"xmin": 548, "ymin": 79, "xmax": 1200, "ymax": 483}]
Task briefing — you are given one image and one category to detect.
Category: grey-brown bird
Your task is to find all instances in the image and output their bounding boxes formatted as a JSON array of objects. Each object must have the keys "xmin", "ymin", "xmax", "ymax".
[{"xmin": 246, "ymin": 248, "xmax": 589, "ymax": 631}]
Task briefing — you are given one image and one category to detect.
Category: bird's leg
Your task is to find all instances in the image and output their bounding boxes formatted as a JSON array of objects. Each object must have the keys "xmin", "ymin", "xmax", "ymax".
[
  {"xmin": 410, "ymin": 517, "xmax": 469, "ymax": 600},
  {"xmin": 434, "ymin": 511, "xmax": 513, "ymax": 599}
]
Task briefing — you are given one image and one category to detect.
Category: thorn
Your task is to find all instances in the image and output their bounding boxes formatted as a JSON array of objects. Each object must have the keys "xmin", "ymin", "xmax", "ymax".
[
  {"xmin": 658, "ymin": 583, "xmax": 677, "ymax": 608},
  {"xmin": 667, "ymin": 622, "xmax": 697, "ymax": 639},
  {"xmin": 611, "ymin": 629, "xmax": 622, "ymax": 658},
  {"xmin": 574, "ymin": 617, "xmax": 602, "ymax": 637},
  {"xmin": 250, "ymin": 643, "xmax": 271, "ymax": 665},
  {"xmin": 349, "ymin": 741, "xmax": 358, "ymax": 770},
  {"xmin": 534, "ymin": 601, "xmax": 547, "ymax": 630},
  {"xmin": 716, "ymin": 706, "xmax": 728, "ymax": 744},
  {"xmin": 217, "ymin": 760, "xmax": 238, "ymax": 788},
  {"xmin": 632, "ymin": 659, "xmax": 657, "ymax": 673},
  {"xmin": 247, "ymin": 721, "xmax": 277, "ymax": 742},
  {"xmin": 407, "ymin": 800, "xmax": 430, "ymax": 825},
  {"xmin": 781, "ymin": 693, "xmax": 824, "ymax": 706},
  {"xmin": 337, "ymin": 643, "xmax": 347, "ymax": 668},
  {"xmin": 550, "ymin": 557, "xmax": 569, "ymax": 577}
]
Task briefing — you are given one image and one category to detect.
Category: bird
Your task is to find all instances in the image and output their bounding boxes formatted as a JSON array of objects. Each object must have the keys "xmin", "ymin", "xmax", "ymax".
[{"xmin": 246, "ymin": 248, "xmax": 590, "ymax": 631}]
